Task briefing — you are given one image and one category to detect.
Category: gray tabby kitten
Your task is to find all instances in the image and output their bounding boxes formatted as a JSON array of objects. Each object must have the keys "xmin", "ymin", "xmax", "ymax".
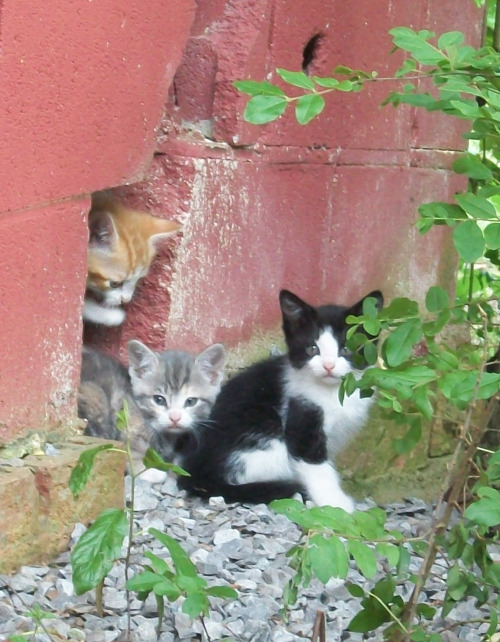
[{"xmin": 78, "ymin": 340, "xmax": 227, "ymax": 483}]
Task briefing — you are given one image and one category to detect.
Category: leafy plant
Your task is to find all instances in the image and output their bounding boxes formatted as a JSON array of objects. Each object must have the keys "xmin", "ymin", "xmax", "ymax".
[
  {"xmin": 236, "ymin": 8, "xmax": 500, "ymax": 642},
  {"xmin": 69, "ymin": 401, "xmax": 235, "ymax": 635}
]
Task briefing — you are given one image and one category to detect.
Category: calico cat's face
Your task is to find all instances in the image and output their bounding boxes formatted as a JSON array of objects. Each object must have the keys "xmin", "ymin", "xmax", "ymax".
[
  {"xmin": 280, "ymin": 289, "xmax": 383, "ymax": 385},
  {"xmin": 84, "ymin": 197, "xmax": 180, "ymax": 326},
  {"xmin": 127, "ymin": 340, "xmax": 227, "ymax": 435}
]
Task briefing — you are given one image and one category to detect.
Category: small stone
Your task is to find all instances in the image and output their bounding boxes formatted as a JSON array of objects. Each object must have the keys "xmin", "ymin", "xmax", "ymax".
[
  {"xmin": 213, "ymin": 528, "xmax": 241, "ymax": 546},
  {"xmin": 68, "ymin": 628, "xmax": 87, "ymax": 640}
]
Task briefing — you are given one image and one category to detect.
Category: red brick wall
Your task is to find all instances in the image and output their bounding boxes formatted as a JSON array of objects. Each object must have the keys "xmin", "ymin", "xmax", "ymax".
[
  {"xmin": 0, "ymin": 0, "xmax": 195, "ymax": 442},
  {"xmin": 86, "ymin": 0, "xmax": 482, "ymax": 358}
]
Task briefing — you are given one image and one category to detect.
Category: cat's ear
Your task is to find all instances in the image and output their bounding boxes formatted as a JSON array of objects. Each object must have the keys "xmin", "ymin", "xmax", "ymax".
[
  {"xmin": 127, "ymin": 340, "xmax": 159, "ymax": 380},
  {"xmin": 149, "ymin": 219, "xmax": 182, "ymax": 246},
  {"xmin": 347, "ymin": 290, "xmax": 384, "ymax": 318},
  {"xmin": 195, "ymin": 343, "xmax": 227, "ymax": 386},
  {"xmin": 279, "ymin": 290, "xmax": 313, "ymax": 323},
  {"xmin": 88, "ymin": 209, "xmax": 118, "ymax": 250}
]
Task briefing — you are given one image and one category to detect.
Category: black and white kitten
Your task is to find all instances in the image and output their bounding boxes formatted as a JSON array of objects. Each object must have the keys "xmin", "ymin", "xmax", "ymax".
[
  {"xmin": 79, "ymin": 340, "xmax": 227, "ymax": 483},
  {"xmin": 177, "ymin": 289, "xmax": 383, "ymax": 511}
]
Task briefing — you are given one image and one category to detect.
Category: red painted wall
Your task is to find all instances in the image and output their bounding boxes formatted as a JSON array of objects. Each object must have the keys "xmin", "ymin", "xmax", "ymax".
[
  {"xmin": 87, "ymin": 0, "xmax": 482, "ymax": 358},
  {"xmin": 0, "ymin": 0, "xmax": 195, "ymax": 442},
  {"xmin": 0, "ymin": 0, "xmax": 483, "ymax": 444}
]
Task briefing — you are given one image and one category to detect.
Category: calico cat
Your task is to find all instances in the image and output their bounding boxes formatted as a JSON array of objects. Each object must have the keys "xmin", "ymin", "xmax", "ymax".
[
  {"xmin": 84, "ymin": 194, "xmax": 181, "ymax": 326},
  {"xmin": 79, "ymin": 340, "xmax": 227, "ymax": 482},
  {"xmin": 177, "ymin": 288, "xmax": 383, "ymax": 511}
]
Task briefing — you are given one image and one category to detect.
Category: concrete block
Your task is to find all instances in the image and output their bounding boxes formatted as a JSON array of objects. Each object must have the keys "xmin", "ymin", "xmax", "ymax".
[{"xmin": 0, "ymin": 437, "xmax": 126, "ymax": 574}]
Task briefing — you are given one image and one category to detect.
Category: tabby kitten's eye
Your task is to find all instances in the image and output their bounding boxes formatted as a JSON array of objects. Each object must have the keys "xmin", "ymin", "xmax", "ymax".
[
  {"xmin": 184, "ymin": 397, "xmax": 198, "ymax": 408},
  {"xmin": 153, "ymin": 394, "xmax": 167, "ymax": 406},
  {"xmin": 109, "ymin": 280, "xmax": 124, "ymax": 289},
  {"xmin": 305, "ymin": 345, "xmax": 319, "ymax": 357}
]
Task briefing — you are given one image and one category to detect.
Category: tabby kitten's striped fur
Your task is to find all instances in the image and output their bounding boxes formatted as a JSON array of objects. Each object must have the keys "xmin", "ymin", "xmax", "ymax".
[
  {"xmin": 79, "ymin": 340, "xmax": 227, "ymax": 483},
  {"xmin": 84, "ymin": 194, "xmax": 181, "ymax": 326}
]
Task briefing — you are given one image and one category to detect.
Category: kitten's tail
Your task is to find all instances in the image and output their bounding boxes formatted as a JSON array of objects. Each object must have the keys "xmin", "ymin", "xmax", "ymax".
[{"xmin": 178, "ymin": 475, "xmax": 304, "ymax": 505}]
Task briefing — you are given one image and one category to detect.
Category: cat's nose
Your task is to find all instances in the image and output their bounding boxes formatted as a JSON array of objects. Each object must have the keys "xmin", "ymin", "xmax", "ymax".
[
  {"xmin": 323, "ymin": 361, "xmax": 336, "ymax": 375},
  {"xmin": 169, "ymin": 410, "xmax": 182, "ymax": 425}
]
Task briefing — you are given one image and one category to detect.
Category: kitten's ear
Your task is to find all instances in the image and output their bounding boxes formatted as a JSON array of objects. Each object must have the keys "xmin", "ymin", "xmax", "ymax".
[
  {"xmin": 195, "ymin": 343, "xmax": 227, "ymax": 386},
  {"xmin": 149, "ymin": 219, "xmax": 182, "ymax": 246},
  {"xmin": 348, "ymin": 290, "xmax": 384, "ymax": 317},
  {"xmin": 279, "ymin": 290, "xmax": 311, "ymax": 321},
  {"xmin": 88, "ymin": 209, "xmax": 118, "ymax": 250},
  {"xmin": 127, "ymin": 340, "xmax": 159, "ymax": 380}
]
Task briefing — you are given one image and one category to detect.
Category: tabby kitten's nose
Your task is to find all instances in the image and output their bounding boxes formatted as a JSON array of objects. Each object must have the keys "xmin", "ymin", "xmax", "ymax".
[{"xmin": 169, "ymin": 410, "xmax": 182, "ymax": 425}]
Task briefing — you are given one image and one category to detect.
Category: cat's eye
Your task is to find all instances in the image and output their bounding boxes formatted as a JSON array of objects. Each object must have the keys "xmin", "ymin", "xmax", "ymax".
[
  {"xmin": 108, "ymin": 280, "xmax": 123, "ymax": 289},
  {"xmin": 339, "ymin": 347, "xmax": 353, "ymax": 358},
  {"xmin": 184, "ymin": 397, "xmax": 198, "ymax": 408},
  {"xmin": 153, "ymin": 394, "xmax": 167, "ymax": 406},
  {"xmin": 305, "ymin": 345, "xmax": 319, "ymax": 357}
]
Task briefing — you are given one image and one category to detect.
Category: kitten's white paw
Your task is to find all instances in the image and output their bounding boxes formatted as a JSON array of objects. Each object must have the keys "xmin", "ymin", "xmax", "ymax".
[{"xmin": 139, "ymin": 468, "xmax": 168, "ymax": 484}]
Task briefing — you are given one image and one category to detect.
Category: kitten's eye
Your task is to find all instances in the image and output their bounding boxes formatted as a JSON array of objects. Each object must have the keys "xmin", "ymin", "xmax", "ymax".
[
  {"xmin": 153, "ymin": 395, "xmax": 167, "ymax": 406},
  {"xmin": 339, "ymin": 347, "xmax": 353, "ymax": 358},
  {"xmin": 184, "ymin": 397, "xmax": 198, "ymax": 408},
  {"xmin": 305, "ymin": 345, "xmax": 320, "ymax": 357},
  {"xmin": 109, "ymin": 280, "xmax": 123, "ymax": 289}
]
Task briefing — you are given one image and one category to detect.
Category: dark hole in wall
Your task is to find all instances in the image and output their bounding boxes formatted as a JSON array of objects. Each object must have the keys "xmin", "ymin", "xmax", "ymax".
[{"xmin": 302, "ymin": 34, "xmax": 323, "ymax": 75}]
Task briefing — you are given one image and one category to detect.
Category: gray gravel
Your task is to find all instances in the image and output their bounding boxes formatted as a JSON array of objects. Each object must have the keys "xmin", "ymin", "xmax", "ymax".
[{"xmin": 0, "ymin": 475, "xmax": 496, "ymax": 641}]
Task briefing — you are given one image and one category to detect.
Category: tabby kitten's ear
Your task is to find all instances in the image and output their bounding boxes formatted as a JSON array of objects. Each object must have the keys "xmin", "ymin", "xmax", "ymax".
[
  {"xmin": 128, "ymin": 340, "xmax": 159, "ymax": 380},
  {"xmin": 195, "ymin": 343, "xmax": 227, "ymax": 386},
  {"xmin": 88, "ymin": 209, "xmax": 118, "ymax": 250},
  {"xmin": 346, "ymin": 290, "xmax": 384, "ymax": 318}
]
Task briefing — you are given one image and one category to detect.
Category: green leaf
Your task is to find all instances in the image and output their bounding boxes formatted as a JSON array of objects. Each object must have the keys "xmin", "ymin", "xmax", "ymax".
[
  {"xmin": 346, "ymin": 582, "xmax": 365, "ymax": 598},
  {"xmin": 312, "ymin": 76, "xmax": 339, "ymax": 88},
  {"xmin": 446, "ymin": 563, "xmax": 468, "ymax": 601},
  {"xmin": 415, "ymin": 603, "xmax": 437, "ymax": 619},
  {"xmin": 71, "ymin": 508, "xmax": 128, "ymax": 595},
  {"xmin": 378, "ymin": 297, "xmax": 419, "ymax": 320},
  {"xmin": 143, "ymin": 551, "xmax": 172, "ymax": 575},
  {"xmin": 484, "ymin": 223, "xmax": 500, "ymax": 250},
  {"xmin": 389, "ymin": 27, "xmax": 447, "ymax": 65},
  {"xmin": 348, "ymin": 540, "xmax": 377, "ymax": 579},
  {"xmin": 361, "ymin": 366, "xmax": 437, "ymax": 390},
  {"xmin": 69, "ymin": 444, "xmax": 116, "ymax": 498},
  {"xmin": 425, "ymin": 286, "xmax": 450, "ymax": 313},
  {"xmin": 243, "ymin": 95, "xmax": 287, "ymax": 124},
  {"xmin": 309, "ymin": 535, "xmax": 343, "ymax": 583},
  {"xmin": 233, "ymin": 80, "xmax": 285, "ymax": 96},
  {"xmin": 270, "ymin": 498, "xmax": 316, "ymax": 529},
  {"xmin": 452, "ymin": 220, "xmax": 485, "ymax": 262},
  {"xmin": 383, "ymin": 319, "xmax": 422, "ymax": 367},
  {"xmin": 438, "ymin": 31, "xmax": 464, "ymax": 49},
  {"xmin": 126, "ymin": 570, "xmax": 164, "ymax": 592},
  {"xmin": 276, "ymin": 68, "xmax": 315, "ymax": 90},
  {"xmin": 149, "ymin": 529, "xmax": 199, "ymax": 578},
  {"xmin": 205, "ymin": 585, "xmax": 238, "ymax": 599},
  {"xmin": 142, "ymin": 448, "xmax": 190, "ymax": 476},
  {"xmin": 153, "ymin": 579, "xmax": 182, "ymax": 600},
  {"xmin": 348, "ymin": 605, "xmax": 388, "ymax": 632},
  {"xmin": 455, "ymin": 192, "xmax": 497, "ymax": 220},
  {"xmin": 295, "ymin": 93, "xmax": 325, "ymax": 124},
  {"xmin": 452, "ymin": 155, "xmax": 493, "ymax": 180},
  {"xmin": 439, "ymin": 371, "xmax": 500, "ymax": 405},
  {"xmin": 465, "ymin": 488, "xmax": 500, "ymax": 527},
  {"xmin": 375, "ymin": 542, "xmax": 400, "ymax": 567},
  {"xmin": 182, "ymin": 592, "xmax": 210, "ymax": 618},
  {"xmin": 418, "ymin": 201, "xmax": 466, "ymax": 227},
  {"xmin": 116, "ymin": 399, "xmax": 130, "ymax": 431}
]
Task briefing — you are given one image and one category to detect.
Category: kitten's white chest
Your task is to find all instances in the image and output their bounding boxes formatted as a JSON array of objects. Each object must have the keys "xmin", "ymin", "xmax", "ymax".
[{"xmin": 285, "ymin": 368, "xmax": 373, "ymax": 456}]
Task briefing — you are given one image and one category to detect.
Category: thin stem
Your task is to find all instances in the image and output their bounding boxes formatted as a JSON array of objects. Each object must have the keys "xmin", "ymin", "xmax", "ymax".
[{"xmin": 494, "ymin": 0, "xmax": 500, "ymax": 51}]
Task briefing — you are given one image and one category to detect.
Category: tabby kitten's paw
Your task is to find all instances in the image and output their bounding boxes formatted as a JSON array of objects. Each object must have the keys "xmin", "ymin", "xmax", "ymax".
[{"xmin": 139, "ymin": 468, "xmax": 168, "ymax": 484}]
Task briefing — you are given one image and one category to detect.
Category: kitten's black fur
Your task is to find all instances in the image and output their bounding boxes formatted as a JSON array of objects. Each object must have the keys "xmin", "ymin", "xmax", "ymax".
[{"xmin": 177, "ymin": 288, "xmax": 383, "ymax": 509}]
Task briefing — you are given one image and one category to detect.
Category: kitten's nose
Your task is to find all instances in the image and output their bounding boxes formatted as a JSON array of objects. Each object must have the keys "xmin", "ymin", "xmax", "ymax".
[
  {"xmin": 323, "ymin": 361, "xmax": 336, "ymax": 375},
  {"xmin": 169, "ymin": 410, "xmax": 182, "ymax": 425}
]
